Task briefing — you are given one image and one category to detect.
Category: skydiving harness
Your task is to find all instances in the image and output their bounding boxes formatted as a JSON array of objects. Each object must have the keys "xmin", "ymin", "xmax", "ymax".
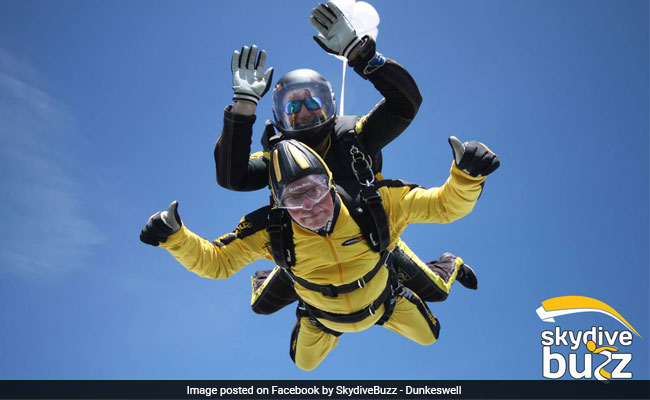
[{"xmin": 265, "ymin": 127, "xmax": 400, "ymax": 326}]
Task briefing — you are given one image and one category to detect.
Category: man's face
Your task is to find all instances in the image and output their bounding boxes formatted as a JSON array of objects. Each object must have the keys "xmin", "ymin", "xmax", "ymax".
[
  {"xmin": 281, "ymin": 175, "xmax": 334, "ymax": 231},
  {"xmin": 284, "ymin": 89, "xmax": 324, "ymax": 130}
]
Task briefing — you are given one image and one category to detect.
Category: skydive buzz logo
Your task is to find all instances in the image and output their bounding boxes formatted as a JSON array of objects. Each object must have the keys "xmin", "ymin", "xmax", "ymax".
[{"xmin": 536, "ymin": 296, "xmax": 641, "ymax": 381}]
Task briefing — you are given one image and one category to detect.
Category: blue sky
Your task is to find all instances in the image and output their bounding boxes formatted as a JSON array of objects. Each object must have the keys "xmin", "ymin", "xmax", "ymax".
[{"xmin": 0, "ymin": 0, "xmax": 648, "ymax": 381}]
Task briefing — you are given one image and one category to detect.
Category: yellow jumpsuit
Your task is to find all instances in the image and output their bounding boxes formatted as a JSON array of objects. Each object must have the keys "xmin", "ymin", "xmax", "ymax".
[{"xmin": 161, "ymin": 162, "xmax": 486, "ymax": 370}]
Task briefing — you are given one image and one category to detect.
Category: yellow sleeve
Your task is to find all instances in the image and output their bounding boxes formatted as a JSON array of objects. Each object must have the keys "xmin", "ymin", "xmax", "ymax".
[
  {"xmin": 386, "ymin": 161, "xmax": 488, "ymax": 227},
  {"xmin": 160, "ymin": 224, "xmax": 271, "ymax": 280}
]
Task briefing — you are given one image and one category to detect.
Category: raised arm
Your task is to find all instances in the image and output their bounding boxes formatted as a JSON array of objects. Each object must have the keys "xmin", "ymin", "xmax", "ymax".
[
  {"xmin": 386, "ymin": 137, "xmax": 500, "ymax": 226},
  {"xmin": 214, "ymin": 45, "xmax": 273, "ymax": 191},
  {"xmin": 352, "ymin": 46, "xmax": 423, "ymax": 156},
  {"xmin": 309, "ymin": 1, "xmax": 423, "ymax": 156},
  {"xmin": 214, "ymin": 106, "xmax": 270, "ymax": 191}
]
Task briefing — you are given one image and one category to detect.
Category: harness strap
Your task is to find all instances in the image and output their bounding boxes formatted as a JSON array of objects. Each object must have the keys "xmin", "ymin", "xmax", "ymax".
[
  {"xmin": 301, "ymin": 274, "xmax": 394, "ymax": 324},
  {"xmin": 374, "ymin": 263, "xmax": 401, "ymax": 326},
  {"xmin": 267, "ymin": 207, "xmax": 294, "ymax": 269},
  {"xmin": 295, "ymin": 303, "xmax": 343, "ymax": 337},
  {"xmin": 375, "ymin": 178, "xmax": 421, "ymax": 190},
  {"xmin": 359, "ymin": 185, "xmax": 390, "ymax": 252},
  {"xmin": 288, "ymin": 250, "xmax": 392, "ymax": 297},
  {"xmin": 341, "ymin": 129, "xmax": 390, "ymax": 252},
  {"xmin": 335, "ymin": 185, "xmax": 379, "ymax": 250}
]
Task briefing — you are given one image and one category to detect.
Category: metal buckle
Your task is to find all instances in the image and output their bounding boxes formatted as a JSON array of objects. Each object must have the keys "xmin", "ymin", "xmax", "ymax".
[
  {"xmin": 350, "ymin": 146, "xmax": 375, "ymax": 186},
  {"xmin": 357, "ymin": 278, "xmax": 366, "ymax": 289},
  {"xmin": 383, "ymin": 250, "xmax": 393, "ymax": 267},
  {"xmin": 368, "ymin": 304, "xmax": 376, "ymax": 315},
  {"xmin": 368, "ymin": 232, "xmax": 378, "ymax": 247}
]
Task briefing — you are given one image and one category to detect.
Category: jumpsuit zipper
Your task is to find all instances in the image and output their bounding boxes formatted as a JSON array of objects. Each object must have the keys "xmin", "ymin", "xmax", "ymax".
[{"xmin": 323, "ymin": 234, "xmax": 360, "ymax": 331}]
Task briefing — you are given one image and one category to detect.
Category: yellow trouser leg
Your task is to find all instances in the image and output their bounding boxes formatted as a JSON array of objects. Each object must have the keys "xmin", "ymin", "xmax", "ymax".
[
  {"xmin": 382, "ymin": 290, "xmax": 440, "ymax": 346},
  {"xmin": 291, "ymin": 317, "xmax": 340, "ymax": 371}
]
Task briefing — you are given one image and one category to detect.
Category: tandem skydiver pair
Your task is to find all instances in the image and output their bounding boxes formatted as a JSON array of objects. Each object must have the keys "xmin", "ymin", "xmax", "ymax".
[
  {"xmin": 140, "ymin": 1, "xmax": 500, "ymax": 370},
  {"xmin": 216, "ymin": 2, "xmax": 479, "ymax": 310}
]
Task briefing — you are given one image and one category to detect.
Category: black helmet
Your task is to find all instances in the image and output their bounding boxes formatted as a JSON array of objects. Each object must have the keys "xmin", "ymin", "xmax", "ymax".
[
  {"xmin": 272, "ymin": 69, "xmax": 336, "ymax": 148},
  {"xmin": 268, "ymin": 139, "xmax": 333, "ymax": 207}
]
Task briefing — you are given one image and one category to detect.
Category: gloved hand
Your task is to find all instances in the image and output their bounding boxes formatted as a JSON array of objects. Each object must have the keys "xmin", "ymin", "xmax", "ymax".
[
  {"xmin": 140, "ymin": 201, "xmax": 182, "ymax": 246},
  {"xmin": 448, "ymin": 136, "xmax": 500, "ymax": 177},
  {"xmin": 231, "ymin": 45, "xmax": 274, "ymax": 106},
  {"xmin": 310, "ymin": 2, "xmax": 361, "ymax": 59}
]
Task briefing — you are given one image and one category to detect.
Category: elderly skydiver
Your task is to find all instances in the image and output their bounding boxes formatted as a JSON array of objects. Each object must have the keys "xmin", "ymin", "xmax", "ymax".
[{"xmin": 140, "ymin": 138, "xmax": 499, "ymax": 370}]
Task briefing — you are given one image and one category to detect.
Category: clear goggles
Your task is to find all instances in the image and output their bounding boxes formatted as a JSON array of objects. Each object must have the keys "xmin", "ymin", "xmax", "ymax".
[{"xmin": 279, "ymin": 175, "xmax": 331, "ymax": 210}]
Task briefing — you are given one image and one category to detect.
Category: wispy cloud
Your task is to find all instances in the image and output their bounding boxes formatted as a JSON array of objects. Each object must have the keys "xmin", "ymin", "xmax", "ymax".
[{"xmin": 0, "ymin": 47, "xmax": 105, "ymax": 278}]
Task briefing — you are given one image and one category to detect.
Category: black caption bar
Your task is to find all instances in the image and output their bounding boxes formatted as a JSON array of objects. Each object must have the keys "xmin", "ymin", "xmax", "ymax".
[{"xmin": 0, "ymin": 380, "xmax": 648, "ymax": 399}]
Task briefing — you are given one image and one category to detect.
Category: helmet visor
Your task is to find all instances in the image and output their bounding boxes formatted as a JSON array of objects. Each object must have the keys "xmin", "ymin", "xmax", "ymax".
[{"xmin": 273, "ymin": 80, "xmax": 335, "ymax": 133}]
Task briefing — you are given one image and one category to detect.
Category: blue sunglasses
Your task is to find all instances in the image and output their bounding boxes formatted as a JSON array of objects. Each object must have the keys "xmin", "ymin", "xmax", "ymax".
[{"xmin": 284, "ymin": 97, "xmax": 323, "ymax": 115}]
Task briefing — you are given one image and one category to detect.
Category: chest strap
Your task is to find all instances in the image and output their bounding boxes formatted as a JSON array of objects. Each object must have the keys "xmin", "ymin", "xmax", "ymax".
[{"xmin": 287, "ymin": 250, "xmax": 392, "ymax": 298}]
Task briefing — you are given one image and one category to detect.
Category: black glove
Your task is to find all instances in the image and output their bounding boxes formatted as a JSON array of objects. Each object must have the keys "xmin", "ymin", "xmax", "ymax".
[
  {"xmin": 448, "ymin": 136, "xmax": 500, "ymax": 177},
  {"xmin": 140, "ymin": 201, "xmax": 182, "ymax": 246}
]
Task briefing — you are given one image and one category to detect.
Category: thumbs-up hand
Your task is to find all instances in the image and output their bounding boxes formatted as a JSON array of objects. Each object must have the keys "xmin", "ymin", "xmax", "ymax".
[
  {"xmin": 140, "ymin": 201, "xmax": 183, "ymax": 246},
  {"xmin": 448, "ymin": 136, "xmax": 500, "ymax": 177}
]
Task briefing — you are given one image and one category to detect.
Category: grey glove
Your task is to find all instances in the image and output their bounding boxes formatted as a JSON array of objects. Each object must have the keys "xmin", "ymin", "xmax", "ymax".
[
  {"xmin": 448, "ymin": 136, "xmax": 500, "ymax": 177},
  {"xmin": 140, "ymin": 201, "xmax": 182, "ymax": 246},
  {"xmin": 231, "ymin": 45, "xmax": 274, "ymax": 105},
  {"xmin": 310, "ymin": 2, "xmax": 361, "ymax": 59}
]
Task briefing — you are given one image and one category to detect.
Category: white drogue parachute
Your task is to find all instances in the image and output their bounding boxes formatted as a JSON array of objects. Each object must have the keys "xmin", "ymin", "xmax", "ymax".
[{"xmin": 330, "ymin": 0, "xmax": 380, "ymax": 115}]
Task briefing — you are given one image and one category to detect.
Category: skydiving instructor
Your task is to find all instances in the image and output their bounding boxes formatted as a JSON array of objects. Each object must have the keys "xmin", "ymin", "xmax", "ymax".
[
  {"xmin": 215, "ymin": 1, "xmax": 421, "ymax": 192},
  {"xmin": 215, "ymin": 1, "xmax": 479, "ymax": 305}
]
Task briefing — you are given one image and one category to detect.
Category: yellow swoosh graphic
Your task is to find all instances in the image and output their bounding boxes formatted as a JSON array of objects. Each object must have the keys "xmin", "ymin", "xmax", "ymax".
[{"xmin": 536, "ymin": 296, "xmax": 641, "ymax": 337}]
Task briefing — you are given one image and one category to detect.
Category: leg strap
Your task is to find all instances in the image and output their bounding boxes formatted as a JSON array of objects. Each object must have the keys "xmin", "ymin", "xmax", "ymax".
[{"xmin": 296, "ymin": 302, "xmax": 343, "ymax": 337}]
